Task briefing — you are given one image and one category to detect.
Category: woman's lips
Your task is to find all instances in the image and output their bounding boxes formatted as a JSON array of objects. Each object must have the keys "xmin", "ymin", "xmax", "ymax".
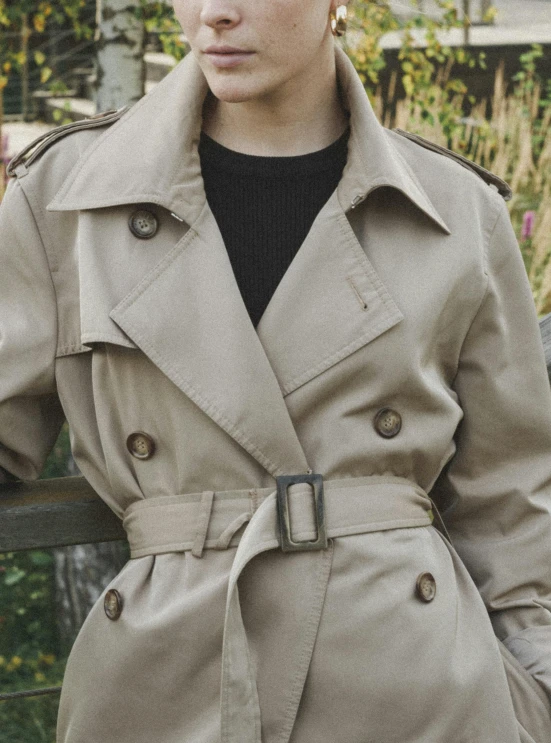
[{"xmin": 205, "ymin": 51, "xmax": 255, "ymax": 68}]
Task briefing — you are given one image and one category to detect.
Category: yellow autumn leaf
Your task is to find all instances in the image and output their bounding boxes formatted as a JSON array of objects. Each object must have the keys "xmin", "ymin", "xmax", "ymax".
[
  {"xmin": 6, "ymin": 655, "xmax": 23, "ymax": 671},
  {"xmin": 0, "ymin": 76, "xmax": 8, "ymax": 91},
  {"xmin": 34, "ymin": 15, "xmax": 46, "ymax": 33},
  {"xmin": 34, "ymin": 50, "xmax": 46, "ymax": 66},
  {"xmin": 40, "ymin": 66, "xmax": 52, "ymax": 84}
]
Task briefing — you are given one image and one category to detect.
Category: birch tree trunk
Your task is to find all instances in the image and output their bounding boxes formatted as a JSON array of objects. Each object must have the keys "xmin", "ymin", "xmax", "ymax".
[
  {"xmin": 54, "ymin": 541, "xmax": 129, "ymax": 654},
  {"xmin": 95, "ymin": 0, "xmax": 145, "ymax": 112},
  {"xmin": 463, "ymin": 0, "xmax": 471, "ymax": 45}
]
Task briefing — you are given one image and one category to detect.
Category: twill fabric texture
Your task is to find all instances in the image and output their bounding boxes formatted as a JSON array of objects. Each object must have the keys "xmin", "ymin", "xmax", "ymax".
[{"xmin": 1, "ymin": 42, "xmax": 551, "ymax": 743}]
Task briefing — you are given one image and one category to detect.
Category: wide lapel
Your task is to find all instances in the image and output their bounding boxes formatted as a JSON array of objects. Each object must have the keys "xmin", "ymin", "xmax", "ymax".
[
  {"xmin": 256, "ymin": 44, "xmax": 450, "ymax": 395},
  {"xmin": 109, "ymin": 204, "xmax": 310, "ymax": 477},
  {"xmin": 256, "ymin": 190, "xmax": 404, "ymax": 396},
  {"xmin": 47, "ymin": 51, "xmax": 310, "ymax": 477}
]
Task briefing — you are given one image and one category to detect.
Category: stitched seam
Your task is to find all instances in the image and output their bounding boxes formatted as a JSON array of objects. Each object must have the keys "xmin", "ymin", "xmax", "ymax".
[
  {"xmin": 56, "ymin": 345, "xmax": 90, "ymax": 357},
  {"xmin": 222, "ymin": 540, "xmax": 276, "ymax": 741},
  {"xmin": 281, "ymin": 315, "xmax": 399, "ymax": 396},
  {"xmin": 51, "ymin": 94, "xmax": 161, "ymax": 204},
  {"xmin": 277, "ymin": 544, "xmax": 334, "ymax": 743},
  {"xmin": 81, "ymin": 332, "xmax": 137, "ymax": 346},
  {"xmin": 53, "ymin": 192, "xmax": 179, "ymax": 211},
  {"xmin": 346, "ymin": 275, "xmax": 368, "ymax": 309},
  {"xmin": 24, "ymin": 114, "xmax": 124, "ymax": 171},
  {"xmin": 391, "ymin": 129, "xmax": 510, "ymax": 195}
]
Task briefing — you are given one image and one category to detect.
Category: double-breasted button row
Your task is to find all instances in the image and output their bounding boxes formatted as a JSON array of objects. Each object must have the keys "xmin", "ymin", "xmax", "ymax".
[
  {"xmin": 373, "ymin": 408, "xmax": 402, "ymax": 438},
  {"xmin": 104, "ymin": 589, "xmax": 123, "ymax": 620},
  {"xmin": 129, "ymin": 209, "xmax": 158, "ymax": 239},
  {"xmin": 126, "ymin": 431, "xmax": 156, "ymax": 460}
]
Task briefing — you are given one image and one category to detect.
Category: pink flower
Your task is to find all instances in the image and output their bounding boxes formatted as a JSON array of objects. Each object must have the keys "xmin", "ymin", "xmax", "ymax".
[{"xmin": 521, "ymin": 210, "xmax": 536, "ymax": 241}]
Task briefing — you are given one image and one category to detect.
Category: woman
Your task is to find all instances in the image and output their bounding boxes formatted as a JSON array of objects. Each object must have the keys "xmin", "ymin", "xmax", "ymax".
[{"xmin": 1, "ymin": 1, "xmax": 551, "ymax": 741}]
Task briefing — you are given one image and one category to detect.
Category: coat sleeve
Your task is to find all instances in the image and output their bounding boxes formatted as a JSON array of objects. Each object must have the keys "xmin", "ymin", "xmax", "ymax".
[
  {"xmin": 0, "ymin": 177, "xmax": 65, "ymax": 481},
  {"xmin": 431, "ymin": 194, "xmax": 551, "ymax": 699}
]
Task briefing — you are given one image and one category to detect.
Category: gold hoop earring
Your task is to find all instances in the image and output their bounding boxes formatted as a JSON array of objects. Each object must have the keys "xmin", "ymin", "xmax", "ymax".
[{"xmin": 330, "ymin": 4, "xmax": 348, "ymax": 37}]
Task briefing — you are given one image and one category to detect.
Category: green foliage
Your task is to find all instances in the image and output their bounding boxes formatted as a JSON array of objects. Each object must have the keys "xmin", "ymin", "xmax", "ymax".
[
  {"xmin": 343, "ymin": 0, "xmax": 487, "ymax": 138},
  {"xmin": 136, "ymin": 1, "xmax": 188, "ymax": 62},
  {"xmin": 51, "ymin": 100, "xmax": 73, "ymax": 126},
  {"xmin": 0, "ymin": 427, "xmax": 72, "ymax": 740},
  {"xmin": 0, "ymin": 548, "xmax": 59, "ymax": 666},
  {"xmin": 0, "ymin": 547, "xmax": 64, "ymax": 741},
  {"xmin": 0, "ymin": 691, "xmax": 61, "ymax": 743},
  {"xmin": 514, "ymin": 43, "xmax": 544, "ymax": 91},
  {"xmin": 0, "ymin": 1, "xmax": 92, "ymax": 92},
  {"xmin": 40, "ymin": 423, "xmax": 72, "ymax": 479}
]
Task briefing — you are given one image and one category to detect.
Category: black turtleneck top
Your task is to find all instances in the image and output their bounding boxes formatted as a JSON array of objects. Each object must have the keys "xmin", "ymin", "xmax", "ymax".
[{"xmin": 199, "ymin": 127, "xmax": 350, "ymax": 328}]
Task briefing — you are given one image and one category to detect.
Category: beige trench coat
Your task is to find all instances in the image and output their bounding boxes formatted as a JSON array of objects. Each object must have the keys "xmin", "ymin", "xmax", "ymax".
[{"xmin": 2, "ymin": 43, "xmax": 551, "ymax": 743}]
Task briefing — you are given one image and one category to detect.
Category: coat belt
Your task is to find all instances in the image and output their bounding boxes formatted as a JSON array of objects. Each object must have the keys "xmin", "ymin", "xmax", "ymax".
[{"xmin": 122, "ymin": 475, "xmax": 434, "ymax": 743}]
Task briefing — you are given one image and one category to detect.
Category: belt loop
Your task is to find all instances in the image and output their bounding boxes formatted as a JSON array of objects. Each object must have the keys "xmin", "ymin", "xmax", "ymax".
[
  {"xmin": 214, "ymin": 510, "xmax": 252, "ymax": 550},
  {"xmin": 248, "ymin": 488, "xmax": 259, "ymax": 515},
  {"xmin": 192, "ymin": 490, "xmax": 215, "ymax": 558}
]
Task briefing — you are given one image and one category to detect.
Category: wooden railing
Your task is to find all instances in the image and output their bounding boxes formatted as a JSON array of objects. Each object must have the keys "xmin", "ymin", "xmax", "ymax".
[{"xmin": 0, "ymin": 476, "xmax": 125, "ymax": 553}]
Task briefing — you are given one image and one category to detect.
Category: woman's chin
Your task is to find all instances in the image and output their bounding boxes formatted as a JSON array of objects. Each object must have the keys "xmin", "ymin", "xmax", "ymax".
[
  {"xmin": 205, "ymin": 79, "xmax": 264, "ymax": 104},
  {"xmin": 200, "ymin": 62, "xmax": 276, "ymax": 105}
]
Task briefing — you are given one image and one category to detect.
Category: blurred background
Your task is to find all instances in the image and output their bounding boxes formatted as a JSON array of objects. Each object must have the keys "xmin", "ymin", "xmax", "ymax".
[{"xmin": 0, "ymin": 1, "xmax": 550, "ymax": 740}]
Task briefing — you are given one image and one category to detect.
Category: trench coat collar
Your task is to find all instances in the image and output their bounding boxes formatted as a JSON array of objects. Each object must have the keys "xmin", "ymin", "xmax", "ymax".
[{"xmin": 47, "ymin": 44, "xmax": 449, "ymax": 233}]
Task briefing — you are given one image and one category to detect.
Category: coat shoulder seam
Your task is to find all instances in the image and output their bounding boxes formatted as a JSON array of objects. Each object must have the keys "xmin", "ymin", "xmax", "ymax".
[
  {"xmin": 6, "ymin": 107, "xmax": 129, "ymax": 178},
  {"xmin": 392, "ymin": 128, "xmax": 512, "ymax": 202}
]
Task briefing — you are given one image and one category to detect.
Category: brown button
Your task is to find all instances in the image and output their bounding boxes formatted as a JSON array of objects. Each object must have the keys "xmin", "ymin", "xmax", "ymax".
[
  {"xmin": 104, "ymin": 589, "xmax": 123, "ymax": 620},
  {"xmin": 129, "ymin": 209, "xmax": 158, "ymax": 239},
  {"xmin": 126, "ymin": 431, "xmax": 156, "ymax": 460},
  {"xmin": 374, "ymin": 408, "xmax": 402, "ymax": 438},
  {"xmin": 416, "ymin": 572, "xmax": 436, "ymax": 603}
]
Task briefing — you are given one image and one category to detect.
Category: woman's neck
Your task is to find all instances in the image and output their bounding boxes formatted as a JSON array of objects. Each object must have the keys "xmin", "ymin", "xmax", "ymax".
[{"xmin": 201, "ymin": 53, "xmax": 349, "ymax": 157}]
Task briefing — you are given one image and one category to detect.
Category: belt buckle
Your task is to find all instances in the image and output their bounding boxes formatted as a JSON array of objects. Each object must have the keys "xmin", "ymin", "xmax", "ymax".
[{"xmin": 276, "ymin": 473, "xmax": 328, "ymax": 552}]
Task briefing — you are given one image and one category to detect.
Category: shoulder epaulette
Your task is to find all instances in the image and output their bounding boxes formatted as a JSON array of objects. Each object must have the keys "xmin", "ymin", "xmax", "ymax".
[
  {"xmin": 393, "ymin": 128, "xmax": 512, "ymax": 202},
  {"xmin": 7, "ymin": 106, "xmax": 129, "ymax": 178}
]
